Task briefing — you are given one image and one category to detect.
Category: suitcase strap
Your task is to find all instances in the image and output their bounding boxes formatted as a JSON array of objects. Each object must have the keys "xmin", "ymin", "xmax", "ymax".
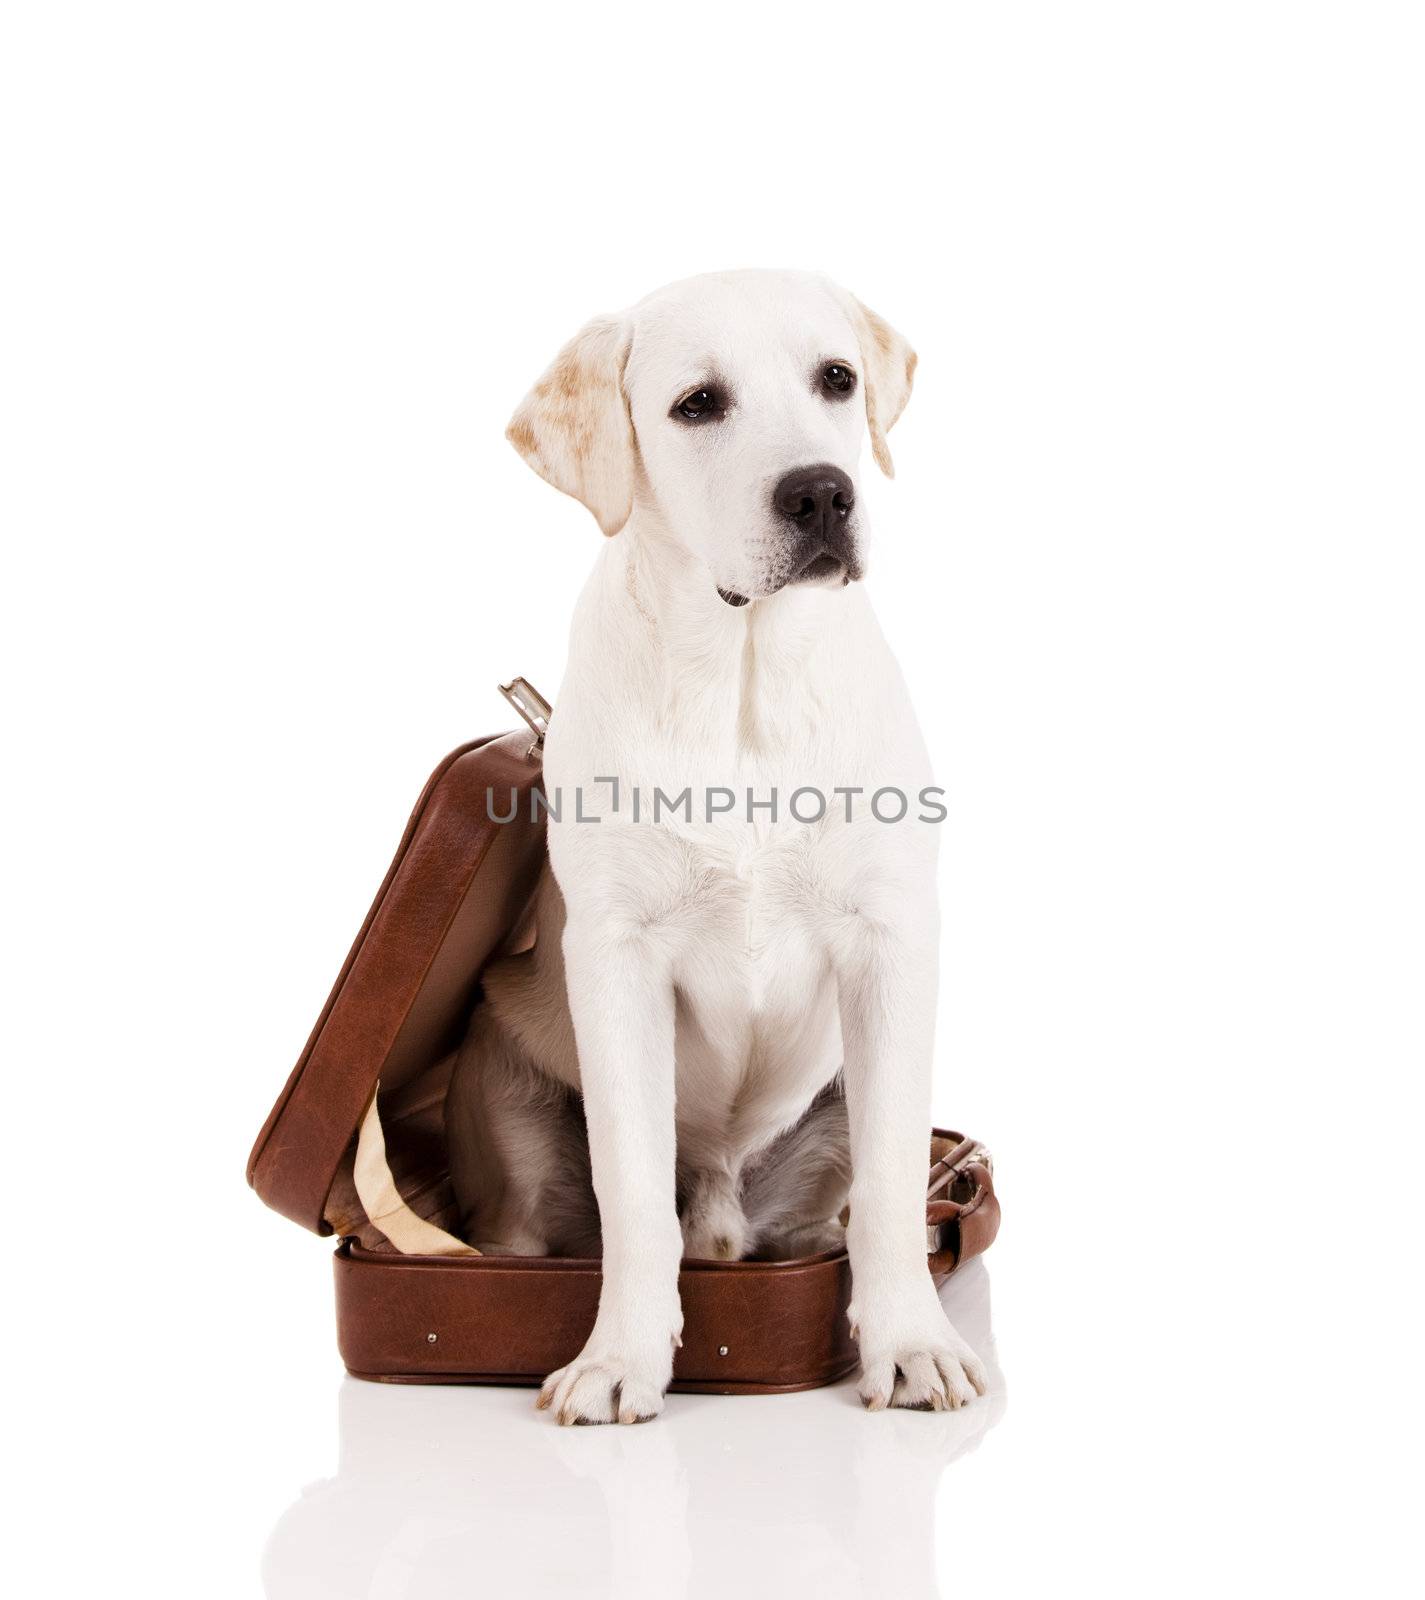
[
  {"xmin": 353, "ymin": 1085, "xmax": 478, "ymax": 1256},
  {"xmin": 925, "ymin": 1134, "xmax": 997, "ymax": 1275}
]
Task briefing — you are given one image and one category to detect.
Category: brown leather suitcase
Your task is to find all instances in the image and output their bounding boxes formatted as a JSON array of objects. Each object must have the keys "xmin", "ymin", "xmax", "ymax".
[{"xmin": 248, "ymin": 714, "xmax": 1000, "ymax": 1393}]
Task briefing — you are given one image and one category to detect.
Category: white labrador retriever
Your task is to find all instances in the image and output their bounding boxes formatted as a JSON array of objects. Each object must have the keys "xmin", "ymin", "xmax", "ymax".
[{"xmin": 447, "ymin": 269, "xmax": 986, "ymax": 1423}]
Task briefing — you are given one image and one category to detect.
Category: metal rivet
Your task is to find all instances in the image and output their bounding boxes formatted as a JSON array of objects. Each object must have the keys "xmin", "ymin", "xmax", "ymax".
[
  {"xmin": 427, "ymin": 1332, "xmax": 438, "ymax": 1344},
  {"xmin": 718, "ymin": 1345, "xmax": 729, "ymax": 1357}
]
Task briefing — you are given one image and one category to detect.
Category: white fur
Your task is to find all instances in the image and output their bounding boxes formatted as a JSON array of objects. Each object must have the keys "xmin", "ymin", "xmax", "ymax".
[{"xmin": 481, "ymin": 270, "xmax": 984, "ymax": 1422}]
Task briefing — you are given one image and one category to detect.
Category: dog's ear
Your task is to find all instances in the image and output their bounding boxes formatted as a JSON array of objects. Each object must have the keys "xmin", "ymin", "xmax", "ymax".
[
  {"xmin": 506, "ymin": 314, "xmax": 635, "ymax": 536},
  {"xmin": 844, "ymin": 293, "xmax": 917, "ymax": 477}
]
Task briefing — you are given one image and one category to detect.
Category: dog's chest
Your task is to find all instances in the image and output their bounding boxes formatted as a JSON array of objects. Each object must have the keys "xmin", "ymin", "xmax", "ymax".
[{"xmin": 667, "ymin": 830, "xmax": 843, "ymax": 1144}]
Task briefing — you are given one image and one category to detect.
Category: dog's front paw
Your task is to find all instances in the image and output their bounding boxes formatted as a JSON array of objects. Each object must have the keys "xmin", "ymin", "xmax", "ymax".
[
  {"xmin": 537, "ymin": 1335, "xmax": 676, "ymax": 1426},
  {"xmin": 852, "ymin": 1300, "xmax": 988, "ymax": 1413}
]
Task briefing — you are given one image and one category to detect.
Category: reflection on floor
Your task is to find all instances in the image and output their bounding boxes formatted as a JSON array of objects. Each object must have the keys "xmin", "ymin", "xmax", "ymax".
[{"xmin": 262, "ymin": 1259, "xmax": 1004, "ymax": 1599}]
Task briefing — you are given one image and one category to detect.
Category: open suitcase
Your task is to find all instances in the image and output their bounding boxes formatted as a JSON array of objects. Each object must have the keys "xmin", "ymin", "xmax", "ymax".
[{"xmin": 248, "ymin": 690, "xmax": 1001, "ymax": 1394}]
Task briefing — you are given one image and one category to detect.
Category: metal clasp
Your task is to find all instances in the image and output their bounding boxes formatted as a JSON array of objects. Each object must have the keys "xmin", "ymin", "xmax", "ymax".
[{"xmin": 499, "ymin": 677, "xmax": 553, "ymax": 757}]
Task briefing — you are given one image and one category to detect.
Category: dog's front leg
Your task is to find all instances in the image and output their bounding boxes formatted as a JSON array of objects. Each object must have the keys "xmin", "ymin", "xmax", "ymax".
[
  {"xmin": 836, "ymin": 903, "xmax": 988, "ymax": 1411},
  {"xmin": 537, "ymin": 919, "xmax": 684, "ymax": 1425}
]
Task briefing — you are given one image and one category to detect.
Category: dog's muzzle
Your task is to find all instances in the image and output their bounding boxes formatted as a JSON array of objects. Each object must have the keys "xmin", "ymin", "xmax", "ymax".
[
  {"xmin": 774, "ymin": 463, "xmax": 861, "ymax": 586},
  {"xmin": 716, "ymin": 465, "xmax": 862, "ymax": 607}
]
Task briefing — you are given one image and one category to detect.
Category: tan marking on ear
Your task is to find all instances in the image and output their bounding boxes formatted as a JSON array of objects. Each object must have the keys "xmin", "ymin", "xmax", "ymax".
[
  {"xmin": 842, "ymin": 289, "xmax": 916, "ymax": 478},
  {"xmin": 507, "ymin": 416, "xmax": 538, "ymax": 458},
  {"xmin": 506, "ymin": 312, "xmax": 635, "ymax": 535},
  {"xmin": 552, "ymin": 353, "xmax": 585, "ymax": 401}
]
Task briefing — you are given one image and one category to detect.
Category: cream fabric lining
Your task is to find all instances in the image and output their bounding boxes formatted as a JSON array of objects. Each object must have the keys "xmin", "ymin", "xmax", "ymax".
[{"xmin": 353, "ymin": 1083, "xmax": 479, "ymax": 1256}]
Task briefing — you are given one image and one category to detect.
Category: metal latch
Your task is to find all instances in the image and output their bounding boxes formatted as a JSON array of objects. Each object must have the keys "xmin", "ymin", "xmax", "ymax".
[{"xmin": 499, "ymin": 677, "xmax": 553, "ymax": 757}]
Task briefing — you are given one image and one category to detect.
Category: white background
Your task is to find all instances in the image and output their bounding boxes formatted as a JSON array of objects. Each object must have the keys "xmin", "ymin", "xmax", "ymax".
[{"xmin": 4, "ymin": 3, "xmax": 1421, "ymax": 1595}]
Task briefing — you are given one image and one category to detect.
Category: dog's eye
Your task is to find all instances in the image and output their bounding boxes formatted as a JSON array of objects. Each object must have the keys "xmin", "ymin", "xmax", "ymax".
[
  {"xmin": 672, "ymin": 386, "xmax": 725, "ymax": 424},
  {"xmin": 822, "ymin": 363, "xmax": 856, "ymax": 396}
]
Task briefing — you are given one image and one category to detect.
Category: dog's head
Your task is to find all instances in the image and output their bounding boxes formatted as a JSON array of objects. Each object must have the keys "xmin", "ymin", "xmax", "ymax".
[{"xmin": 506, "ymin": 270, "xmax": 915, "ymax": 606}]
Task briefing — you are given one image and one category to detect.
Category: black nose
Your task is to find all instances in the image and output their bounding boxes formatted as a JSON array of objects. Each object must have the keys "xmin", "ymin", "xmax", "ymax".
[{"xmin": 772, "ymin": 465, "xmax": 855, "ymax": 537}]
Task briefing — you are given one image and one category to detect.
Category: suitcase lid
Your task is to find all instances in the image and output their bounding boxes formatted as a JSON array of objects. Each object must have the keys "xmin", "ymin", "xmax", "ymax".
[{"xmin": 247, "ymin": 728, "xmax": 547, "ymax": 1234}]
